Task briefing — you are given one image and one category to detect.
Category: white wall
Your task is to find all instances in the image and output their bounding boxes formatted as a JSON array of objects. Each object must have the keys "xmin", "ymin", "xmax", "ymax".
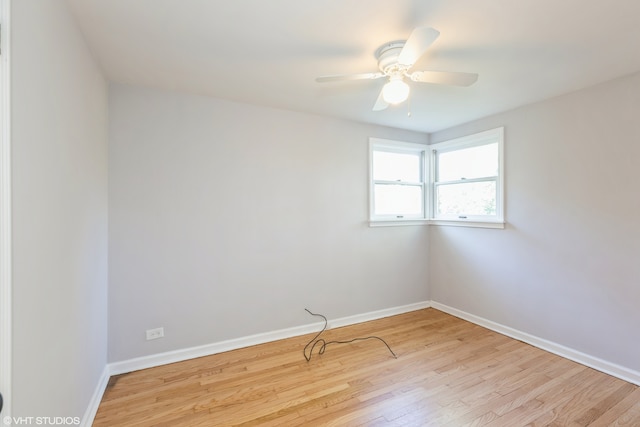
[
  {"xmin": 108, "ymin": 84, "xmax": 429, "ymax": 362},
  {"xmin": 11, "ymin": 0, "xmax": 108, "ymax": 418},
  {"xmin": 430, "ymin": 72, "xmax": 640, "ymax": 372}
]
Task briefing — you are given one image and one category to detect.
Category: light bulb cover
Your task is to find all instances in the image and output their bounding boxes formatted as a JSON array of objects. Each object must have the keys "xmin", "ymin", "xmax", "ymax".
[{"xmin": 382, "ymin": 79, "xmax": 410, "ymax": 104}]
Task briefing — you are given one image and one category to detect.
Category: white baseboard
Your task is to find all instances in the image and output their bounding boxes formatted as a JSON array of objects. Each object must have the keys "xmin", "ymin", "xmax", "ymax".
[
  {"xmin": 109, "ymin": 300, "xmax": 431, "ymax": 376},
  {"xmin": 322, "ymin": 301, "xmax": 431, "ymax": 330},
  {"xmin": 80, "ymin": 365, "xmax": 111, "ymax": 427},
  {"xmin": 431, "ymin": 301, "xmax": 640, "ymax": 386}
]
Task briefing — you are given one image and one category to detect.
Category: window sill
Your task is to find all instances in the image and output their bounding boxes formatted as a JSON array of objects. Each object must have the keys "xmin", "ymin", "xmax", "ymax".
[
  {"xmin": 368, "ymin": 219, "xmax": 505, "ymax": 229},
  {"xmin": 369, "ymin": 219, "xmax": 430, "ymax": 227},
  {"xmin": 429, "ymin": 219, "xmax": 505, "ymax": 229}
]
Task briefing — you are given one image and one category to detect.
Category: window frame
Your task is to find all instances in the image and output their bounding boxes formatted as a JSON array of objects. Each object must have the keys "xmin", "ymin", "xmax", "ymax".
[
  {"xmin": 369, "ymin": 138, "xmax": 429, "ymax": 226},
  {"xmin": 429, "ymin": 127, "xmax": 505, "ymax": 228},
  {"xmin": 368, "ymin": 128, "xmax": 505, "ymax": 229}
]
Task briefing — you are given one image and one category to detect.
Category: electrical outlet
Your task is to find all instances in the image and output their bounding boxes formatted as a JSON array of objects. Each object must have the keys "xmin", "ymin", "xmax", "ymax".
[{"xmin": 146, "ymin": 327, "xmax": 164, "ymax": 340}]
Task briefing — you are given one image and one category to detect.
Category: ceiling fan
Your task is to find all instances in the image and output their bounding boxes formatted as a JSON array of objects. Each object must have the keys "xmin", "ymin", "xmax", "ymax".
[{"xmin": 315, "ymin": 27, "xmax": 478, "ymax": 111}]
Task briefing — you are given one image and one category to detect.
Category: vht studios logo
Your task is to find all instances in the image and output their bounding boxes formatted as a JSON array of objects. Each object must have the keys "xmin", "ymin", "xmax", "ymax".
[{"xmin": 3, "ymin": 416, "xmax": 80, "ymax": 426}]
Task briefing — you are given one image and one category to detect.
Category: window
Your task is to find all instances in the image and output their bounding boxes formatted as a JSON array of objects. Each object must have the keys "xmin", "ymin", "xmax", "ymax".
[
  {"xmin": 369, "ymin": 139, "xmax": 428, "ymax": 224},
  {"xmin": 369, "ymin": 128, "xmax": 504, "ymax": 228},
  {"xmin": 431, "ymin": 127, "xmax": 504, "ymax": 227}
]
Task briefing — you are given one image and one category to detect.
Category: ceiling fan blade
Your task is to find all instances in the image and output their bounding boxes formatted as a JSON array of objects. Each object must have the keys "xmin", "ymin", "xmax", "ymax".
[
  {"xmin": 409, "ymin": 70, "xmax": 478, "ymax": 86},
  {"xmin": 372, "ymin": 88, "xmax": 389, "ymax": 111},
  {"xmin": 397, "ymin": 26, "xmax": 440, "ymax": 66},
  {"xmin": 315, "ymin": 72, "xmax": 384, "ymax": 83}
]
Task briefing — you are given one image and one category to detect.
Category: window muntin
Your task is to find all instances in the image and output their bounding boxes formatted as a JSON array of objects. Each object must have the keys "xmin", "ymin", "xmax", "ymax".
[
  {"xmin": 369, "ymin": 139, "xmax": 428, "ymax": 222},
  {"xmin": 431, "ymin": 127, "xmax": 504, "ymax": 224}
]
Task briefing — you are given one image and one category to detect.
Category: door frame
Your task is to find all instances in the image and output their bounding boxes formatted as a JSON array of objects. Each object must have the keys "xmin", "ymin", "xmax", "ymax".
[{"xmin": 0, "ymin": 0, "xmax": 12, "ymax": 419}]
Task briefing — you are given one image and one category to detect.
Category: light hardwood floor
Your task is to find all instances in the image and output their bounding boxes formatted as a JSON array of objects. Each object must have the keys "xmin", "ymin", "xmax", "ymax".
[{"xmin": 93, "ymin": 309, "xmax": 640, "ymax": 426}]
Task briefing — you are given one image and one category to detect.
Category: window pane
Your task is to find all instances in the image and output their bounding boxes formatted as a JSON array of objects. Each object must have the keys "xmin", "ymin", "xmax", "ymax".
[
  {"xmin": 374, "ymin": 184, "xmax": 423, "ymax": 216},
  {"xmin": 373, "ymin": 151, "xmax": 421, "ymax": 182},
  {"xmin": 438, "ymin": 143, "xmax": 498, "ymax": 182},
  {"xmin": 437, "ymin": 181, "xmax": 496, "ymax": 216}
]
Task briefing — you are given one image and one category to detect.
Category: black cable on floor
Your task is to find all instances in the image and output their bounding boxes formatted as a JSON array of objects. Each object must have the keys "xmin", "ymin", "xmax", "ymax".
[{"xmin": 302, "ymin": 308, "xmax": 398, "ymax": 362}]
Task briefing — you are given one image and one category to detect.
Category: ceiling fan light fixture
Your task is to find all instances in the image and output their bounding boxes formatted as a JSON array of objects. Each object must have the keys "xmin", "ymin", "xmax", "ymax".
[
  {"xmin": 382, "ymin": 78, "xmax": 410, "ymax": 104},
  {"xmin": 315, "ymin": 26, "xmax": 477, "ymax": 112}
]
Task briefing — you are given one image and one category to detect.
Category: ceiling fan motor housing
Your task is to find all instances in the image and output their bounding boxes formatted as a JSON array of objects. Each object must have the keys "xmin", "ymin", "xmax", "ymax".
[{"xmin": 375, "ymin": 41, "xmax": 411, "ymax": 75}]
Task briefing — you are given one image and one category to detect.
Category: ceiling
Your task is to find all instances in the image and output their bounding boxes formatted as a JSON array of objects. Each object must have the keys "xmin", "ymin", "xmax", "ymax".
[{"xmin": 66, "ymin": 0, "xmax": 640, "ymax": 133}]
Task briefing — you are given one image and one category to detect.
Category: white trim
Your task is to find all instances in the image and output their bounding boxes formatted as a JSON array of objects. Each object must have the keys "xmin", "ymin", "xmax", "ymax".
[
  {"xmin": 80, "ymin": 366, "xmax": 111, "ymax": 427},
  {"xmin": 0, "ymin": 0, "xmax": 11, "ymax": 419},
  {"xmin": 369, "ymin": 138, "xmax": 428, "ymax": 152},
  {"xmin": 323, "ymin": 301, "xmax": 430, "ymax": 329},
  {"xmin": 369, "ymin": 219, "xmax": 504, "ymax": 229},
  {"xmin": 110, "ymin": 323, "xmax": 332, "ymax": 375},
  {"xmin": 431, "ymin": 301, "xmax": 640, "ymax": 386},
  {"xmin": 109, "ymin": 301, "xmax": 431, "ymax": 376},
  {"xmin": 369, "ymin": 219, "xmax": 429, "ymax": 227},
  {"xmin": 429, "ymin": 220, "xmax": 505, "ymax": 229}
]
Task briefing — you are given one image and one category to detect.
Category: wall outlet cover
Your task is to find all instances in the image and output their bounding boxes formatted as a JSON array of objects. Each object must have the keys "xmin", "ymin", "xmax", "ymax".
[{"xmin": 146, "ymin": 327, "xmax": 164, "ymax": 340}]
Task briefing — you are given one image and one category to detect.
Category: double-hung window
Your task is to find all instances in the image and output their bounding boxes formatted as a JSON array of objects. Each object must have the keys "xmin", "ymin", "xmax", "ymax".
[
  {"xmin": 369, "ymin": 139, "xmax": 428, "ymax": 224},
  {"xmin": 431, "ymin": 127, "xmax": 504, "ymax": 226},
  {"xmin": 369, "ymin": 127, "xmax": 504, "ymax": 228}
]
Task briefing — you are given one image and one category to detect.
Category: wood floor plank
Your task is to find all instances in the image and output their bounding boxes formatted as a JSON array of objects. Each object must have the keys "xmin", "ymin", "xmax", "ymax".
[
  {"xmin": 589, "ymin": 387, "xmax": 640, "ymax": 426},
  {"xmin": 93, "ymin": 308, "xmax": 640, "ymax": 426}
]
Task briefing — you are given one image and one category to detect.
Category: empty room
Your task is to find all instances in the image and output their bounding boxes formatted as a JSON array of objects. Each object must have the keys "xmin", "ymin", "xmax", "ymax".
[{"xmin": 1, "ymin": 0, "xmax": 640, "ymax": 426}]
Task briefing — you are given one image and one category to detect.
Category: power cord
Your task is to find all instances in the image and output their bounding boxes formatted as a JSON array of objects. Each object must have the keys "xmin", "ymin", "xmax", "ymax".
[{"xmin": 303, "ymin": 308, "xmax": 398, "ymax": 362}]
